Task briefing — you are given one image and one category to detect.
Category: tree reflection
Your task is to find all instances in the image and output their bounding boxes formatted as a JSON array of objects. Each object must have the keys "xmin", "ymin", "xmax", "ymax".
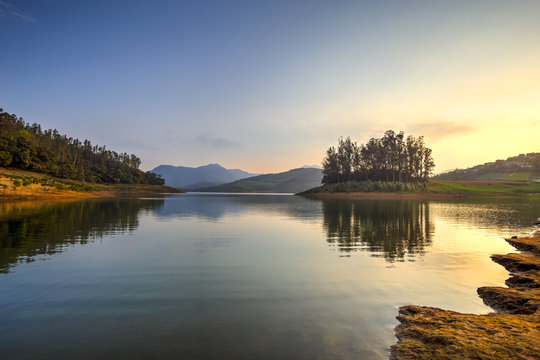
[
  {"xmin": 322, "ymin": 199, "xmax": 433, "ymax": 261},
  {"xmin": 0, "ymin": 199, "xmax": 163, "ymax": 273}
]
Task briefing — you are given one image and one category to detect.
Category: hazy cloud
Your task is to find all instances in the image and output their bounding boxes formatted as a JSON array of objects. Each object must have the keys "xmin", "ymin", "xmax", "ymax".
[
  {"xmin": 122, "ymin": 136, "xmax": 158, "ymax": 150},
  {"xmin": 410, "ymin": 121, "xmax": 473, "ymax": 139},
  {"xmin": 160, "ymin": 128, "xmax": 185, "ymax": 142},
  {"xmin": 0, "ymin": 1, "xmax": 35, "ymax": 22},
  {"xmin": 195, "ymin": 134, "xmax": 241, "ymax": 149}
]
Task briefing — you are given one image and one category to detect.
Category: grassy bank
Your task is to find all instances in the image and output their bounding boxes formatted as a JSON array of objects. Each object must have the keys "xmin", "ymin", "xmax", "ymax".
[
  {"xmin": 299, "ymin": 180, "xmax": 540, "ymax": 199},
  {"xmin": 0, "ymin": 167, "xmax": 181, "ymax": 199},
  {"xmin": 391, "ymin": 231, "xmax": 540, "ymax": 359}
]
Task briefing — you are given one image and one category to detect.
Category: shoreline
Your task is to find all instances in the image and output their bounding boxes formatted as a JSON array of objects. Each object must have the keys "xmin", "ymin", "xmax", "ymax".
[
  {"xmin": 1, "ymin": 166, "xmax": 182, "ymax": 200},
  {"xmin": 300, "ymin": 179, "xmax": 540, "ymax": 200},
  {"xmin": 0, "ymin": 185, "xmax": 182, "ymax": 200},
  {"xmin": 301, "ymin": 192, "xmax": 459, "ymax": 200},
  {"xmin": 390, "ymin": 231, "xmax": 540, "ymax": 359}
]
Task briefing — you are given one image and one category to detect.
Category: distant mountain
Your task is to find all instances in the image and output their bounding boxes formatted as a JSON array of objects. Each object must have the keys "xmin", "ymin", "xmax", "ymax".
[
  {"xmin": 301, "ymin": 164, "xmax": 322, "ymax": 169},
  {"xmin": 151, "ymin": 163, "xmax": 257, "ymax": 189},
  {"xmin": 434, "ymin": 152, "xmax": 539, "ymax": 182},
  {"xmin": 194, "ymin": 167, "xmax": 323, "ymax": 193}
]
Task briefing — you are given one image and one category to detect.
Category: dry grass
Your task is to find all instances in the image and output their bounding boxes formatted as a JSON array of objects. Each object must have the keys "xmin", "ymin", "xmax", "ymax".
[{"xmin": 0, "ymin": 167, "xmax": 180, "ymax": 199}]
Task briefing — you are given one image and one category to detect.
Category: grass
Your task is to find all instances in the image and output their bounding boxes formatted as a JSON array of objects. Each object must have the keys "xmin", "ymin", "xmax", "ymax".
[
  {"xmin": 0, "ymin": 170, "xmax": 98, "ymax": 191},
  {"xmin": 300, "ymin": 179, "xmax": 540, "ymax": 198},
  {"xmin": 427, "ymin": 180, "xmax": 540, "ymax": 196},
  {"xmin": 473, "ymin": 172, "xmax": 505, "ymax": 180},
  {"xmin": 301, "ymin": 180, "xmax": 427, "ymax": 194},
  {"xmin": 0, "ymin": 167, "xmax": 180, "ymax": 197},
  {"xmin": 496, "ymin": 172, "xmax": 530, "ymax": 181}
]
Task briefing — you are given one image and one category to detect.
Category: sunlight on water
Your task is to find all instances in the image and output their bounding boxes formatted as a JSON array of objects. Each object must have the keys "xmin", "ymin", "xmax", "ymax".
[{"xmin": 0, "ymin": 195, "xmax": 538, "ymax": 359}]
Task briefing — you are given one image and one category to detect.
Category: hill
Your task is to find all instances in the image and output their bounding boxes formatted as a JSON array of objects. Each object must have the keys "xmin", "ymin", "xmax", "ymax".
[
  {"xmin": 0, "ymin": 167, "xmax": 181, "ymax": 199},
  {"xmin": 151, "ymin": 163, "xmax": 256, "ymax": 189},
  {"xmin": 194, "ymin": 167, "xmax": 323, "ymax": 193},
  {"xmin": 0, "ymin": 109, "xmax": 163, "ymax": 185},
  {"xmin": 435, "ymin": 152, "xmax": 539, "ymax": 182}
]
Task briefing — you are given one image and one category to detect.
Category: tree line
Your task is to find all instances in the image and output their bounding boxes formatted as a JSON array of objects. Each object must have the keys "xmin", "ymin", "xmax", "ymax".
[
  {"xmin": 322, "ymin": 130, "xmax": 435, "ymax": 185},
  {"xmin": 0, "ymin": 109, "xmax": 164, "ymax": 184}
]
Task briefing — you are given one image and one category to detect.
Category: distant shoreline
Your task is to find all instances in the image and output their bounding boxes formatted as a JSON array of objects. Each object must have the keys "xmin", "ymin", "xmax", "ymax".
[
  {"xmin": 300, "ymin": 192, "xmax": 458, "ymax": 200},
  {"xmin": 0, "ymin": 167, "xmax": 181, "ymax": 200},
  {"xmin": 299, "ymin": 179, "xmax": 540, "ymax": 200},
  {"xmin": 0, "ymin": 186, "xmax": 181, "ymax": 200}
]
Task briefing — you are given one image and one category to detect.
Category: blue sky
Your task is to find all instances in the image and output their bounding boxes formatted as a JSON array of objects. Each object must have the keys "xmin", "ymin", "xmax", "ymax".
[{"xmin": 1, "ymin": 0, "xmax": 539, "ymax": 172}]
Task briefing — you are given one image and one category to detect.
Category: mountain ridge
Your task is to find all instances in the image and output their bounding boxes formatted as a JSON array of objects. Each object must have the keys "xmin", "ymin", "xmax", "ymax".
[
  {"xmin": 151, "ymin": 163, "xmax": 257, "ymax": 189},
  {"xmin": 193, "ymin": 167, "xmax": 323, "ymax": 193}
]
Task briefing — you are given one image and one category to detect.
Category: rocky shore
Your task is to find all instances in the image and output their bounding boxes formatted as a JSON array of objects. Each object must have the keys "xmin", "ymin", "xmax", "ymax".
[{"xmin": 391, "ymin": 230, "xmax": 540, "ymax": 359}]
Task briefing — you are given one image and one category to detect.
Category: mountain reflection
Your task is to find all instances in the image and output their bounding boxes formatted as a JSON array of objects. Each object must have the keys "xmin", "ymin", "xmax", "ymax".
[
  {"xmin": 322, "ymin": 199, "xmax": 434, "ymax": 261},
  {"xmin": 155, "ymin": 193, "xmax": 322, "ymax": 221},
  {"xmin": 0, "ymin": 199, "xmax": 163, "ymax": 273}
]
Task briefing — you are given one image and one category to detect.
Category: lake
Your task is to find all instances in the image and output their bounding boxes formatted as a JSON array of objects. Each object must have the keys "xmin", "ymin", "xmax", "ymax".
[{"xmin": 0, "ymin": 194, "xmax": 538, "ymax": 359}]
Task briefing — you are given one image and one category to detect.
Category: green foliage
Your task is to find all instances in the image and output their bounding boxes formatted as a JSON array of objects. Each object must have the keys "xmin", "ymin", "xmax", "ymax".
[
  {"xmin": 322, "ymin": 131, "xmax": 434, "ymax": 185},
  {"xmin": 427, "ymin": 180, "xmax": 540, "ymax": 196},
  {"xmin": 435, "ymin": 153, "xmax": 539, "ymax": 181},
  {"xmin": 12, "ymin": 179, "xmax": 21, "ymax": 187},
  {"xmin": 304, "ymin": 180, "xmax": 426, "ymax": 193},
  {"xmin": 0, "ymin": 150, "xmax": 12, "ymax": 166},
  {"xmin": 496, "ymin": 172, "xmax": 530, "ymax": 181},
  {"xmin": 0, "ymin": 109, "xmax": 163, "ymax": 185}
]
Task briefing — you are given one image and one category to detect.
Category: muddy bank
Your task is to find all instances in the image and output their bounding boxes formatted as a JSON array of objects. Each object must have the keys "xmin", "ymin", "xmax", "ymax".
[{"xmin": 391, "ymin": 232, "xmax": 540, "ymax": 359}]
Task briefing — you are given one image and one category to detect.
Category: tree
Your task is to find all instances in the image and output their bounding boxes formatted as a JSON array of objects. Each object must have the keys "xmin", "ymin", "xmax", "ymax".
[
  {"xmin": 0, "ymin": 109, "xmax": 164, "ymax": 185},
  {"xmin": 322, "ymin": 146, "xmax": 339, "ymax": 185},
  {"xmin": 322, "ymin": 130, "xmax": 435, "ymax": 185}
]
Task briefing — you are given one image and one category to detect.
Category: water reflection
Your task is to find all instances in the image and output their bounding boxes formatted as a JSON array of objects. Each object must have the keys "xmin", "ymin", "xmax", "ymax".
[
  {"xmin": 431, "ymin": 200, "xmax": 540, "ymax": 231},
  {"xmin": 0, "ymin": 199, "xmax": 164, "ymax": 273},
  {"xmin": 0, "ymin": 195, "xmax": 537, "ymax": 360},
  {"xmin": 322, "ymin": 200, "xmax": 433, "ymax": 261},
  {"xmin": 155, "ymin": 193, "xmax": 322, "ymax": 221}
]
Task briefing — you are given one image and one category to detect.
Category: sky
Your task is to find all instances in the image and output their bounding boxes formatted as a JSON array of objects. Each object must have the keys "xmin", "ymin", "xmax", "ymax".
[{"xmin": 1, "ymin": 0, "xmax": 539, "ymax": 173}]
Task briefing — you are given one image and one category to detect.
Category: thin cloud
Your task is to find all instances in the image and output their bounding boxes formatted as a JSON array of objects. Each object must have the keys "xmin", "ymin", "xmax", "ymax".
[
  {"xmin": 122, "ymin": 136, "xmax": 158, "ymax": 150},
  {"xmin": 410, "ymin": 121, "xmax": 473, "ymax": 139},
  {"xmin": 160, "ymin": 128, "xmax": 185, "ymax": 142},
  {"xmin": 195, "ymin": 134, "xmax": 241, "ymax": 149},
  {"xmin": 0, "ymin": 1, "xmax": 35, "ymax": 22}
]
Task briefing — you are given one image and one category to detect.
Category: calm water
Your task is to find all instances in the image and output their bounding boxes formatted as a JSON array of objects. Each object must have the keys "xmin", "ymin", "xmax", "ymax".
[{"xmin": 0, "ymin": 194, "xmax": 538, "ymax": 359}]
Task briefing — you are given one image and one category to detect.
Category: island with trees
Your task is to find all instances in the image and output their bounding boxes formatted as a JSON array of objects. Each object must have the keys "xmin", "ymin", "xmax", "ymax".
[
  {"xmin": 301, "ymin": 130, "xmax": 539, "ymax": 198},
  {"xmin": 322, "ymin": 130, "xmax": 434, "ymax": 188}
]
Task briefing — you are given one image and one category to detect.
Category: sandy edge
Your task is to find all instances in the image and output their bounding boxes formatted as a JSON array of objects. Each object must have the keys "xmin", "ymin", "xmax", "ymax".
[{"xmin": 0, "ymin": 188, "xmax": 180, "ymax": 200}]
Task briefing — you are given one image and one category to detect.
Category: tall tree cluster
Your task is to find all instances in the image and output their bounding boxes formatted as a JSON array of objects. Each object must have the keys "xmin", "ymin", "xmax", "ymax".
[
  {"xmin": 0, "ymin": 109, "xmax": 164, "ymax": 185},
  {"xmin": 322, "ymin": 130, "xmax": 435, "ymax": 185}
]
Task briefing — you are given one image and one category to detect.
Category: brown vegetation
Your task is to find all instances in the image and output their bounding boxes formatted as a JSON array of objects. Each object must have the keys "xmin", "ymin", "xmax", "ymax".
[{"xmin": 391, "ymin": 232, "xmax": 540, "ymax": 359}]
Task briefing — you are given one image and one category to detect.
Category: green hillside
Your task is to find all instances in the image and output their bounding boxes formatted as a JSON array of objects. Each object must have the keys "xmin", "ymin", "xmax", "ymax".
[
  {"xmin": 435, "ymin": 152, "xmax": 539, "ymax": 182},
  {"xmin": 194, "ymin": 167, "xmax": 322, "ymax": 193},
  {"xmin": 0, "ymin": 109, "xmax": 163, "ymax": 185}
]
